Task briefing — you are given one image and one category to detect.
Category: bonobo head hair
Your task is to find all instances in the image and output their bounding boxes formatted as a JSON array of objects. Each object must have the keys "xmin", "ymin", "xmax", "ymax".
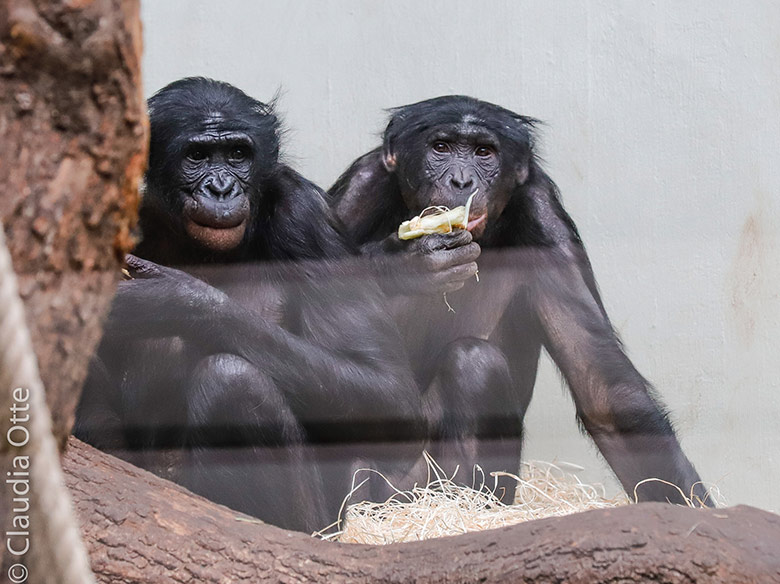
[{"xmin": 383, "ymin": 95, "xmax": 541, "ymax": 170}]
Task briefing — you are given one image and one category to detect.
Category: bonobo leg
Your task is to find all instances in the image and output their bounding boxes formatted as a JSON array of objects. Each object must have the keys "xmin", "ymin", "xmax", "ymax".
[
  {"xmin": 424, "ymin": 338, "xmax": 528, "ymax": 503},
  {"xmin": 180, "ymin": 353, "xmax": 328, "ymax": 532},
  {"xmin": 74, "ymin": 355, "xmax": 126, "ymax": 450}
]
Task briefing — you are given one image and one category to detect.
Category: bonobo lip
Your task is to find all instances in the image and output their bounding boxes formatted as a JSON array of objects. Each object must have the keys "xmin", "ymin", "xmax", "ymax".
[
  {"xmin": 466, "ymin": 212, "xmax": 488, "ymax": 240},
  {"xmin": 184, "ymin": 220, "xmax": 247, "ymax": 252},
  {"xmin": 466, "ymin": 213, "xmax": 487, "ymax": 232},
  {"xmin": 183, "ymin": 194, "xmax": 249, "ymax": 229}
]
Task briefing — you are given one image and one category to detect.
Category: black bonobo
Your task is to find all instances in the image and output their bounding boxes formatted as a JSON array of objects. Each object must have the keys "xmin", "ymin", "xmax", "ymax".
[
  {"xmin": 74, "ymin": 78, "xmax": 419, "ymax": 531},
  {"xmin": 329, "ymin": 95, "xmax": 708, "ymax": 505}
]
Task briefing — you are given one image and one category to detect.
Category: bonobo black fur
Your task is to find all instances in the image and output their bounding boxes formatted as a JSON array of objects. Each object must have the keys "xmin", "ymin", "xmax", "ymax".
[
  {"xmin": 75, "ymin": 78, "xmax": 419, "ymax": 532},
  {"xmin": 330, "ymin": 95, "xmax": 708, "ymax": 506}
]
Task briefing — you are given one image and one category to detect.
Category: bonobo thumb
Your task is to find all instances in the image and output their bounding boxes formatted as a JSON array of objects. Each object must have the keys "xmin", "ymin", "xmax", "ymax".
[{"xmin": 124, "ymin": 254, "xmax": 163, "ymax": 279}]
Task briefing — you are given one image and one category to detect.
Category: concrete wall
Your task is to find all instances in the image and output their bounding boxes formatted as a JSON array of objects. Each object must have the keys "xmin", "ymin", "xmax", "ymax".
[{"xmin": 140, "ymin": 1, "xmax": 780, "ymax": 511}]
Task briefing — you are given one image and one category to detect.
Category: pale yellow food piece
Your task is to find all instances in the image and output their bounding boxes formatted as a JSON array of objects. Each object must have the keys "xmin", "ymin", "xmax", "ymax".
[
  {"xmin": 397, "ymin": 191, "xmax": 477, "ymax": 240},
  {"xmin": 397, "ymin": 206, "xmax": 468, "ymax": 240}
]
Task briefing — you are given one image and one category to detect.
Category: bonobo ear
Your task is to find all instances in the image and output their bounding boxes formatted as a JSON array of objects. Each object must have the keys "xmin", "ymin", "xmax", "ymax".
[
  {"xmin": 382, "ymin": 146, "xmax": 398, "ymax": 172},
  {"xmin": 516, "ymin": 161, "xmax": 530, "ymax": 185}
]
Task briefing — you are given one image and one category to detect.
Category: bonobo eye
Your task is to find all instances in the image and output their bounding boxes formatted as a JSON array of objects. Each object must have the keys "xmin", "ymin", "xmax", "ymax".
[
  {"xmin": 187, "ymin": 149, "xmax": 207, "ymax": 162},
  {"xmin": 229, "ymin": 147, "xmax": 248, "ymax": 161},
  {"xmin": 475, "ymin": 145, "xmax": 494, "ymax": 158},
  {"xmin": 432, "ymin": 141, "xmax": 449, "ymax": 154}
]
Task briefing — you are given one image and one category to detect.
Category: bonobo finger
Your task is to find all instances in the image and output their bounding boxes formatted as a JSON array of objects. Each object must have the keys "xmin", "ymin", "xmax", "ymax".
[
  {"xmin": 125, "ymin": 254, "xmax": 164, "ymax": 279},
  {"xmin": 426, "ymin": 262, "xmax": 478, "ymax": 294},
  {"xmin": 438, "ymin": 279, "xmax": 467, "ymax": 294},
  {"xmin": 423, "ymin": 243, "xmax": 481, "ymax": 271},
  {"xmin": 114, "ymin": 278, "xmax": 156, "ymax": 309},
  {"xmin": 456, "ymin": 242, "xmax": 481, "ymax": 263},
  {"xmin": 418, "ymin": 229, "xmax": 472, "ymax": 253},
  {"xmin": 432, "ymin": 262, "xmax": 478, "ymax": 286},
  {"xmin": 445, "ymin": 261, "xmax": 479, "ymax": 282}
]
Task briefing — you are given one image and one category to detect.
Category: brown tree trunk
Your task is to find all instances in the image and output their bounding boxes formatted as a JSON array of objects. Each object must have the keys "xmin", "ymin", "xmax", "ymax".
[
  {"xmin": 1, "ymin": 2, "xmax": 144, "ymax": 578},
  {"xmin": 63, "ymin": 438, "xmax": 780, "ymax": 584},
  {"xmin": 0, "ymin": 0, "xmax": 146, "ymax": 448}
]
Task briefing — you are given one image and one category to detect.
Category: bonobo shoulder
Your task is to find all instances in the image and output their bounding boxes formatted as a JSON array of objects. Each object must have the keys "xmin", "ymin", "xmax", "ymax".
[
  {"xmin": 329, "ymin": 149, "xmax": 406, "ymax": 246},
  {"xmin": 266, "ymin": 164, "xmax": 355, "ymax": 260},
  {"xmin": 329, "ymin": 148, "xmax": 386, "ymax": 197}
]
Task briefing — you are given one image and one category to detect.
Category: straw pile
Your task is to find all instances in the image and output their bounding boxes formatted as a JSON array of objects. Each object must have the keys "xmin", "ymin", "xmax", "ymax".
[{"xmin": 317, "ymin": 454, "xmax": 631, "ymax": 544}]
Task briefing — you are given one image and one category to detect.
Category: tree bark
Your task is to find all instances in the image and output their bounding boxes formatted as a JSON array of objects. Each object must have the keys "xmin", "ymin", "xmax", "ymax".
[
  {"xmin": 63, "ymin": 438, "xmax": 780, "ymax": 584},
  {"xmin": 0, "ymin": 0, "xmax": 146, "ymax": 448}
]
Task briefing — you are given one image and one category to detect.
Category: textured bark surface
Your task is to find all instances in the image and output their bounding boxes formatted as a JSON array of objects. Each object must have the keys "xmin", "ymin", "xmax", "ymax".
[
  {"xmin": 0, "ymin": 0, "xmax": 146, "ymax": 447},
  {"xmin": 63, "ymin": 438, "xmax": 780, "ymax": 584}
]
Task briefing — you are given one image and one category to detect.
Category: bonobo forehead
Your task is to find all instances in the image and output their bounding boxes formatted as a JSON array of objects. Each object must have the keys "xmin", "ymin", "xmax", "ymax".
[
  {"xmin": 186, "ymin": 111, "xmax": 260, "ymax": 137},
  {"xmin": 186, "ymin": 111, "xmax": 254, "ymax": 144},
  {"xmin": 146, "ymin": 77, "xmax": 281, "ymax": 167},
  {"xmin": 385, "ymin": 95, "xmax": 538, "ymax": 156},
  {"xmin": 429, "ymin": 122, "xmax": 500, "ymax": 147},
  {"xmin": 187, "ymin": 131, "xmax": 254, "ymax": 152}
]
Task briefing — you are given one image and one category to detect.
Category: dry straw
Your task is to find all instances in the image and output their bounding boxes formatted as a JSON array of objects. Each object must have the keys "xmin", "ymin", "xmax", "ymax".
[{"xmin": 316, "ymin": 453, "xmax": 632, "ymax": 545}]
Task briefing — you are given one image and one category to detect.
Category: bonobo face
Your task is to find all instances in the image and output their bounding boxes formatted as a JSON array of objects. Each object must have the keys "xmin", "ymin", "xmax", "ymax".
[
  {"xmin": 177, "ymin": 114, "xmax": 253, "ymax": 252},
  {"xmin": 383, "ymin": 97, "xmax": 533, "ymax": 241},
  {"xmin": 145, "ymin": 78, "xmax": 281, "ymax": 257},
  {"xmin": 419, "ymin": 123, "xmax": 504, "ymax": 239}
]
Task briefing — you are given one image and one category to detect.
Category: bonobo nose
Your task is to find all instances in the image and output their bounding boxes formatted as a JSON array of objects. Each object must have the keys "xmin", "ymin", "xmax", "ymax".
[
  {"xmin": 204, "ymin": 173, "xmax": 237, "ymax": 199},
  {"xmin": 450, "ymin": 175, "xmax": 475, "ymax": 190}
]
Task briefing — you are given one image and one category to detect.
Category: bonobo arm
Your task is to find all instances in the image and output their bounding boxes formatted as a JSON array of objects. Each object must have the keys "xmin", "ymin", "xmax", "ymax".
[
  {"xmin": 531, "ymin": 251, "xmax": 707, "ymax": 504},
  {"xmin": 109, "ymin": 255, "xmax": 420, "ymax": 426},
  {"xmin": 73, "ymin": 350, "xmax": 127, "ymax": 449},
  {"xmin": 329, "ymin": 149, "xmax": 480, "ymax": 295},
  {"xmin": 518, "ymin": 184, "xmax": 707, "ymax": 504}
]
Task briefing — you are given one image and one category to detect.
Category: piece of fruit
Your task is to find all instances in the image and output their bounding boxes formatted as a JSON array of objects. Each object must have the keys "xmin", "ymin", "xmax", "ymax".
[{"xmin": 397, "ymin": 191, "xmax": 477, "ymax": 240}]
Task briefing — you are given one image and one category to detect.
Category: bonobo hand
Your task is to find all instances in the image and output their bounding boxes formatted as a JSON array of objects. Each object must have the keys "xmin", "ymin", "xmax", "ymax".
[
  {"xmin": 109, "ymin": 255, "xmax": 229, "ymax": 336},
  {"xmin": 369, "ymin": 229, "xmax": 480, "ymax": 296}
]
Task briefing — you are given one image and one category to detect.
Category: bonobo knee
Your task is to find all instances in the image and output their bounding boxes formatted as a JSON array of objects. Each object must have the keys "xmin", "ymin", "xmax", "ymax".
[
  {"xmin": 191, "ymin": 353, "xmax": 260, "ymax": 390},
  {"xmin": 440, "ymin": 338, "xmax": 511, "ymax": 391},
  {"xmin": 188, "ymin": 353, "xmax": 283, "ymax": 427},
  {"xmin": 433, "ymin": 338, "xmax": 519, "ymax": 437}
]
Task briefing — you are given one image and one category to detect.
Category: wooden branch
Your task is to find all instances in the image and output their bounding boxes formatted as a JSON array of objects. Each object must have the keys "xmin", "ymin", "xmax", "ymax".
[{"xmin": 63, "ymin": 438, "xmax": 780, "ymax": 584}]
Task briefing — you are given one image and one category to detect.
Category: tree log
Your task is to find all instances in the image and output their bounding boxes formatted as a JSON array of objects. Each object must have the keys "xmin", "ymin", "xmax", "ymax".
[
  {"xmin": 63, "ymin": 438, "xmax": 780, "ymax": 584},
  {"xmin": 0, "ymin": 0, "xmax": 146, "ymax": 447}
]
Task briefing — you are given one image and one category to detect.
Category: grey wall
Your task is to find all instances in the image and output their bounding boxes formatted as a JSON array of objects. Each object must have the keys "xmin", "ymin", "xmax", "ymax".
[{"xmin": 141, "ymin": 1, "xmax": 780, "ymax": 511}]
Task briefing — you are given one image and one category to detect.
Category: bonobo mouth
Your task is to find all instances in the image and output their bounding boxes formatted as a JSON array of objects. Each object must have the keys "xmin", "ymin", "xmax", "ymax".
[
  {"xmin": 182, "ymin": 194, "xmax": 250, "ymax": 252},
  {"xmin": 466, "ymin": 213, "xmax": 487, "ymax": 232},
  {"xmin": 184, "ymin": 194, "xmax": 249, "ymax": 228},
  {"xmin": 466, "ymin": 212, "xmax": 488, "ymax": 239}
]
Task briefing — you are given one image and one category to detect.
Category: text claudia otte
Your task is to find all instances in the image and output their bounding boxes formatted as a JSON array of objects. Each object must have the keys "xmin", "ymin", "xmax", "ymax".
[{"xmin": 6, "ymin": 386, "xmax": 31, "ymax": 558}]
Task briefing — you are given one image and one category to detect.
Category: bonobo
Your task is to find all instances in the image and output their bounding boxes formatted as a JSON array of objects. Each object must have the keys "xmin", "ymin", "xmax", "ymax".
[
  {"xmin": 329, "ymin": 95, "xmax": 707, "ymax": 505},
  {"xmin": 74, "ymin": 78, "xmax": 419, "ymax": 531}
]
